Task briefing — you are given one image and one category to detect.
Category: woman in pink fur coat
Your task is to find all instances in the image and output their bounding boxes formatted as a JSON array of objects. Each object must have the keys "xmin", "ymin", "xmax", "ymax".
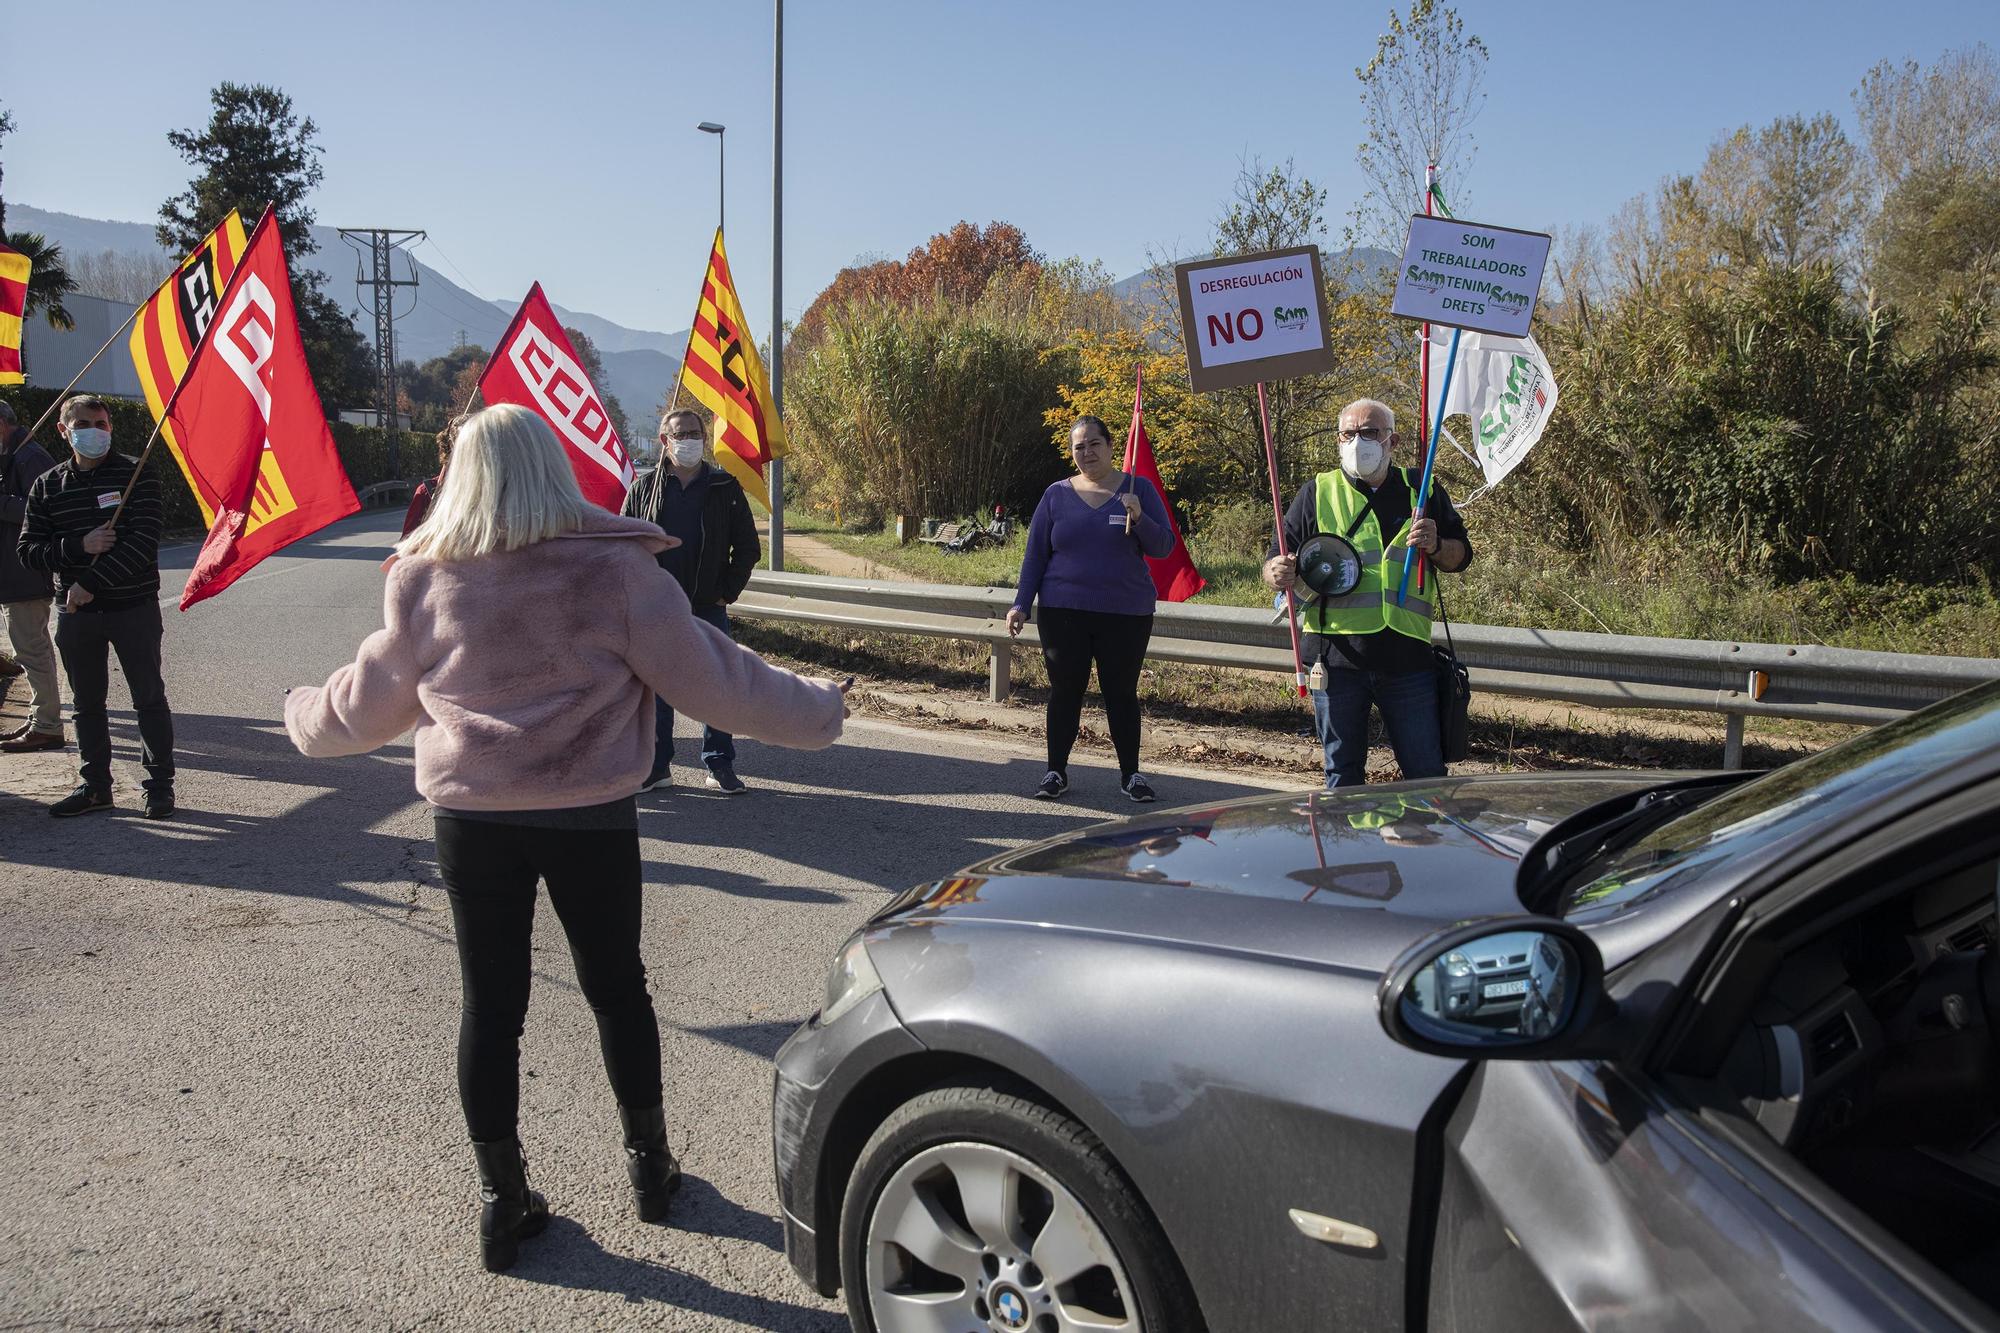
[{"xmin": 285, "ymin": 404, "xmax": 848, "ymax": 1271}]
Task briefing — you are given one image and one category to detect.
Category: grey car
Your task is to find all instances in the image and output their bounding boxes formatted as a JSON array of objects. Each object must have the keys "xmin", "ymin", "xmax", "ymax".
[{"xmin": 774, "ymin": 681, "xmax": 2000, "ymax": 1332}]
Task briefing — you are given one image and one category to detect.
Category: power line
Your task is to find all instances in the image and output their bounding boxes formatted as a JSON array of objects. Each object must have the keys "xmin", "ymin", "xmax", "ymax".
[{"xmin": 415, "ymin": 236, "xmax": 489, "ymax": 298}]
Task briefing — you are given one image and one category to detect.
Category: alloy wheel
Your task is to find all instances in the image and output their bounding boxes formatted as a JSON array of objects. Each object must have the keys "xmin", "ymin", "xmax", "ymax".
[{"xmin": 864, "ymin": 1140, "xmax": 1139, "ymax": 1333}]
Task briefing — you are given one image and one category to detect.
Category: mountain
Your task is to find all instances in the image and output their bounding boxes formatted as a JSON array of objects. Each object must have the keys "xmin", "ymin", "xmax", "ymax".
[{"xmin": 9, "ymin": 204, "xmax": 686, "ymax": 424}]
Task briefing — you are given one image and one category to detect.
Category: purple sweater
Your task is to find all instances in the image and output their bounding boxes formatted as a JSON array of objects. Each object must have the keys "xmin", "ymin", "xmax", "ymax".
[{"xmin": 1012, "ymin": 474, "xmax": 1175, "ymax": 618}]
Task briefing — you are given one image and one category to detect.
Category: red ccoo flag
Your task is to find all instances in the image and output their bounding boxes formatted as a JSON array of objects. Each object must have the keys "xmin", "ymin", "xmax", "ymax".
[
  {"xmin": 175, "ymin": 209, "xmax": 360, "ymax": 608},
  {"xmin": 479, "ymin": 284, "xmax": 634, "ymax": 511},
  {"xmin": 1122, "ymin": 368, "xmax": 1204, "ymax": 602}
]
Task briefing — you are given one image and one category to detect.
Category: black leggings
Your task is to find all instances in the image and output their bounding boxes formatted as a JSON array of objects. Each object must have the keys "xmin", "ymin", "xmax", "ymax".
[
  {"xmin": 1037, "ymin": 605, "xmax": 1154, "ymax": 779},
  {"xmin": 435, "ymin": 819, "xmax": 662, "ymax": 1142}
]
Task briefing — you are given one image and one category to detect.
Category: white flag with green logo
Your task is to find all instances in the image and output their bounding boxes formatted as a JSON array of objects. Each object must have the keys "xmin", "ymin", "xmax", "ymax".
[{"xmin": 1425, "ymin": 324, "xmax": 1558, "ymax": 490}]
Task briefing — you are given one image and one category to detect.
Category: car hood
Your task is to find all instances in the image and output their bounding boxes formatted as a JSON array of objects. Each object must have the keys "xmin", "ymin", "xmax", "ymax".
[{"xmin": 877, "ymin": 774, "xmax": 1675, "ymax": 975}]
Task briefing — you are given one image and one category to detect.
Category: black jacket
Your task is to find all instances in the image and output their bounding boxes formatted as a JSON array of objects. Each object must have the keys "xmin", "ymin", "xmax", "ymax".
[
  {"xmin": 18, "ymin": 452, "xmax": 164, "ymax": 612},
  {"xmin": 1, "ymin": 429, "xmax": 59, "ymax": 602},
  {"xmin": 621, "ymin": 464, "xmax": 760, "ymax": 608}
]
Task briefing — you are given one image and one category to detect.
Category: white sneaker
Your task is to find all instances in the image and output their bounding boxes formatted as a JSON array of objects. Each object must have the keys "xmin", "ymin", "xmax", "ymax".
[{"xmin": 639, "ymin": 773, "xmax": 675, "ymax": 792}]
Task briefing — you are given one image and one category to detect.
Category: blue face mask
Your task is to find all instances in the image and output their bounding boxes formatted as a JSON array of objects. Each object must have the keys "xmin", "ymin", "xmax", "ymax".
[{"xmin": 68, "ymin": 427, "xmax": 112, "ymax": 460}]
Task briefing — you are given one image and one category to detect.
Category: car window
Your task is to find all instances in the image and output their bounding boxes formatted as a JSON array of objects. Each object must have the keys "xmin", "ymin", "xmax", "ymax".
[{"xmin": 1562, "ymin": 681, "xmax": 2000, "ymax": 923}]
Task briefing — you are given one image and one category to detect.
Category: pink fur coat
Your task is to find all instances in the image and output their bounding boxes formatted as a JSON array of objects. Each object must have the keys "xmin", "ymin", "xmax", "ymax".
[{"xmin": 284, "ymin": 510, "xmax": 843, "ymax": 809}]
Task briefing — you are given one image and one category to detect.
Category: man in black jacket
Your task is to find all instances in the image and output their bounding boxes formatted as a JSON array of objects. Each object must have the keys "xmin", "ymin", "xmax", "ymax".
[
  {"xmin": 16, "ymin": 395, "xmax": 175, "ymax": 818},
  {"xmin": 621, "ymin": 408, "xmax": 760, "ymax": 794},
  {"xmin": 1, "ymin": 401, "xmax": 64, "ymax": 752}
]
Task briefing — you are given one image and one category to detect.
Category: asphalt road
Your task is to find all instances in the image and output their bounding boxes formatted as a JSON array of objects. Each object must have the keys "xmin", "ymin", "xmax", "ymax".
[{"xmin": 0, "ymin": 508, "xmax": 1291, "ymax": 1332}]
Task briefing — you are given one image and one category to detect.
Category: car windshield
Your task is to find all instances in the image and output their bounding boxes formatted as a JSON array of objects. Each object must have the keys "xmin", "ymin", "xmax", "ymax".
[{"xmin": 1561, "ymin": 680, "xmax": 2000, "ymax": 924}]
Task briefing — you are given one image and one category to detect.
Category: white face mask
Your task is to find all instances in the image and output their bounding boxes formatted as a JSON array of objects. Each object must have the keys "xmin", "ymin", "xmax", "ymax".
[
  {"xmin": 68, "ymin": 427, "xmax": 113, "ymax": 460},
  {"xmin": 666, "ymin": 437, "xmax": 705, "ymax": 468},
  {"xmin": 1339, "ymin": 435, "xmax": 1387, "ymax": 479}
]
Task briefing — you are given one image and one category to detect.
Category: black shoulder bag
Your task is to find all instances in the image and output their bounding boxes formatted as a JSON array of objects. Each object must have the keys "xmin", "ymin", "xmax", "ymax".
[{"xmin": 1432, "ymin": 573, "xmax": 1471, "ymax": 763}]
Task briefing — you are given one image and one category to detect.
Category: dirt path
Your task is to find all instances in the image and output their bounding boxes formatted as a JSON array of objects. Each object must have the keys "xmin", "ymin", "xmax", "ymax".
[{"xmin": 757, "ymin": 522, "xmax": 898, "ymax": 579}]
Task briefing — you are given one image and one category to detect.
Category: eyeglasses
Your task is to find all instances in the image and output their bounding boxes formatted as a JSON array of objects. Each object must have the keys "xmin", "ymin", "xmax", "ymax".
[
  {"xmin": 1336, "ymin": 427, "xmax": 1388, "ymax": 442},
  {"xmin": 668, "ymin": 435, "xmax": 705, "ymax": 445}
]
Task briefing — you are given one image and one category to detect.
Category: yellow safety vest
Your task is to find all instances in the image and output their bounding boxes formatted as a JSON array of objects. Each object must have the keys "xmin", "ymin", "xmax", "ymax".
[{"xmin": 1303, "ymin": 468, "xmax": 1434, "ymax": 643}]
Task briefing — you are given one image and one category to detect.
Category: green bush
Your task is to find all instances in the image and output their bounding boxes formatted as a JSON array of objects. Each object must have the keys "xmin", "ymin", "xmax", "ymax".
[
  {"xmin": 1484, "ymin": 264, "xmax": 2000, "ymax": 584},
  {"xmin": 785, "ymin": 296, "xmax": 1072, "ymax": 521},
  {"xmin": 1, "ymin": 384, "xmax": 434, "ymax": 534},
  {"xmin": 1191, "ymin": 497, "xmax": 1276, "ymax": 555}
]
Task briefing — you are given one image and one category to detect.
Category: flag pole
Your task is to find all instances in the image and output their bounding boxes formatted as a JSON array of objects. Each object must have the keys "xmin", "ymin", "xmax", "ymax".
[
  {"xmin": 1397, "ymin": 325, "xmax": 1461, "ymax": 605},
  {"xmin": 102, "ymin": 207, "xmax": 278, "ymax": 528},
  {"xmin": 102, "ymin": 347, "xmax": 203, "ymax": 527},
  {"xmin": 1258, "ymin": 380, "xmax": 1308, "ymax": 698},
  {"xmin": 1123, "ymin": 363, "xmax": 1143, "ymax": 472},
  {"xmin": 1416, "ymin": 163, "xmax": 1435, "ymax": 593},
  {"xmin": 20, "ymin": 300, "xmax": 148, "ymax": 444}
]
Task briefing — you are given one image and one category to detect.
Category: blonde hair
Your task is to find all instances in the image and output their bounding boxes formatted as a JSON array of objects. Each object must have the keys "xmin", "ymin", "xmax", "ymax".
[{"xmin": 396, "ymin": 404, "xmax": 589, "ymax": 561}]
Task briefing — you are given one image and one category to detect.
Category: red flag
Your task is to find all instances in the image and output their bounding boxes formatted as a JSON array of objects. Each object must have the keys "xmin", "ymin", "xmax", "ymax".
[
  {"xmin": 1122, "ymin": 369, "xmax": 1204, "ymax": 602},
  {"xmin": 174, "ymin": 210, "xmax": 360, "ymax": 609},
  {"xmin": 478, "ymin": 284, "xmax": 634, "ymax": 511}
]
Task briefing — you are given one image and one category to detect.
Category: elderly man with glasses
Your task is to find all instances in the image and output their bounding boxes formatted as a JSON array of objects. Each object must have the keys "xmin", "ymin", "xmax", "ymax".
[{"xmin": 1262, "ymin": 397, "xmax": 1474, "ymax": 787}]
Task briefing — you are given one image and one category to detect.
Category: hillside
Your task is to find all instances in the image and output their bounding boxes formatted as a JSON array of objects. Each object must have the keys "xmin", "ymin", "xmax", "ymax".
[{"xmin": 9, "ymin": 204, "xmax": 688, "ymax": 423}]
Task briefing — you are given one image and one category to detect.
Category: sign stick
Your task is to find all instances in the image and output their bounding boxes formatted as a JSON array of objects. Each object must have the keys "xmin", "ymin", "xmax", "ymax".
[
  {"xmin": 1397, "ymin": 325, "xmax": 1461, "ymax": 606},
  {"xmin": 1416, "ymin": 163, "xmax": 1435, "ymax": 594},
  {"xmin": 20, "ymin": 301, "xmax": 148, "ymax": 444},
  {"xmin": 1257, "ymin": 380, "xmax": 1308, "ymax": 698}
]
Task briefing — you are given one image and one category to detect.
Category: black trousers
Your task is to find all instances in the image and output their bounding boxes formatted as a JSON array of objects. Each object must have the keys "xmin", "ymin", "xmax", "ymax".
[
  {"xmin": 435, "ymin": 818, "xmax": 663, "ymax": 1143},
  {"xmin": 55, "ymin": 601, "xmax": 174, "ymax": 794},
  {"xmin": 1037, "ymin": 605, "xmax": 1154, "ymax": 779}
]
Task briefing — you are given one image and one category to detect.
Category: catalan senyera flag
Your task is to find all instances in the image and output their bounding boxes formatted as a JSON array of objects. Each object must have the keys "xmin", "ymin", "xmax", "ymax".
[
  {"xmin": 171, "ymin": 209, "xmax": 358, "ymax": 608},
  {"xmin": 678, "ymin": 228, "xmax": 785, "ymax": 510},
  {"xmin": 129, "ymin": 210, "xmax": 251, "ymax": 525},
  {"xmin": 0, "ymin": 239, "xmax": 30, "ymax": 385}
]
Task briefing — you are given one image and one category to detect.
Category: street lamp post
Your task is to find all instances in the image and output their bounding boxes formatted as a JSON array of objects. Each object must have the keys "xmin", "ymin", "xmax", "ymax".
[
  {"xmin": 697, "ymin": 122, "xmax": 725, "ymax": 232},
  {"xmin": 768, "ymin": 0, "xmax": 785, "ymax": 571}
]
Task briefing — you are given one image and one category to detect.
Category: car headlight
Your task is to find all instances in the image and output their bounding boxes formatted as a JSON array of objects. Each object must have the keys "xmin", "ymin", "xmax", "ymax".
[
  {"xmin": 821, "ymin": 934, "xmax": 884, "ymax": 1026},
  {"xmin": 1441, "ymin": 951, "xmax": 1474, "ymax": 979}
]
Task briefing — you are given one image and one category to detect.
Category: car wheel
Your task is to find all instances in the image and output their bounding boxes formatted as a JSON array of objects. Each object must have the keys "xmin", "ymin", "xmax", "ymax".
[{"xmin": 839, "ymin": 1083, "xmax": 1202, "ymax": 1333}]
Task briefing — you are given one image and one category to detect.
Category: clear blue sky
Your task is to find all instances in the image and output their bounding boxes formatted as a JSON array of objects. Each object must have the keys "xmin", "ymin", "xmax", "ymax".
[{"xmin": 6, "ymin": 0, "xmax": 1994, "ymax": 339}]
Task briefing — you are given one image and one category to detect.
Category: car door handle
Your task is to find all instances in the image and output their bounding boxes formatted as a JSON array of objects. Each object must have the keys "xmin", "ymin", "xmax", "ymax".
[{"xmin": 1288, "ymin": 1208, "xmax": 1380, "ymax": 1251}]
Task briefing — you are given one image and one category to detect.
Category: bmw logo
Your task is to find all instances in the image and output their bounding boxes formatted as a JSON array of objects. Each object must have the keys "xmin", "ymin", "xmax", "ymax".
[{"xmin": 993, "ymin": 1285, "xmax": 1029, "ymax": 1329}]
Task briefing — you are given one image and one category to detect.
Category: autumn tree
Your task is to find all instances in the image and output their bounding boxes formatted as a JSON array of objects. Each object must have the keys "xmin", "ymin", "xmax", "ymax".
[
  {"xmin": 795, "ymin": 221, "xmax": 1042, "ymax": 346},
  {"xmin": 1669, "ymin": 114, "xmax": 1868, "ymax": 273},
  {"xmin": 1854, "ymin": 43, "xmax": 2000, "ymax": 198},
  {"xmin": 1854, "ymin": 45, "xmax": 2000, "ymax": 306}
]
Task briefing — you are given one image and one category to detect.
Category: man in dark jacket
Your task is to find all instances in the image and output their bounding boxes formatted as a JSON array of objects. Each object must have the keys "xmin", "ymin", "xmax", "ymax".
[
  {"xmin": 621, "ymin": 408, "xmax": 760, "ymax": 793},
  {"xmin": 17, "ymin": 395, "xmax": 175, "ymax": 818},
  {"xmin": 0, "ymin": 400, "xmax": 64, "ymax": 753}
]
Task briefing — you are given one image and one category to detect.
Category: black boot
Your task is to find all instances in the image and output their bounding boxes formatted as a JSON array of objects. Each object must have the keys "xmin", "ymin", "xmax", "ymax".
[
  {"xmin": 619, "ymin": 1104, "xmax": 683, "ymax": 1223},
  {"xmin": 471, "ymin": 1136, "xmax": 550, "ymax": 1272}
]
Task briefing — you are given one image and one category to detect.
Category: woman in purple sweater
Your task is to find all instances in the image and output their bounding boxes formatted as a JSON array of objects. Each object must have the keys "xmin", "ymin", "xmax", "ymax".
[{"xmin": 1006, "ymin": 416, "xmax": 1176, "ymax": 802}]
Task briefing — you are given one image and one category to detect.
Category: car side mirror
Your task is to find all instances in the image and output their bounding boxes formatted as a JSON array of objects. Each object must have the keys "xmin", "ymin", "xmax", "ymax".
[{"xmin": 1379, "ymin": 916, "xmax": 1608, "ymax": 1059}]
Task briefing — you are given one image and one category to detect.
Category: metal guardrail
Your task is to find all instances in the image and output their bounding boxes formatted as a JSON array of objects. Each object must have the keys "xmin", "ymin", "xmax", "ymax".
[
  {"xmin": 356, "ymin": 479, "xmax": 416, "ymax": 508},
  {"xmin": 735, "ymin": 570, "xmax": 2000, "ymax": 768}
]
